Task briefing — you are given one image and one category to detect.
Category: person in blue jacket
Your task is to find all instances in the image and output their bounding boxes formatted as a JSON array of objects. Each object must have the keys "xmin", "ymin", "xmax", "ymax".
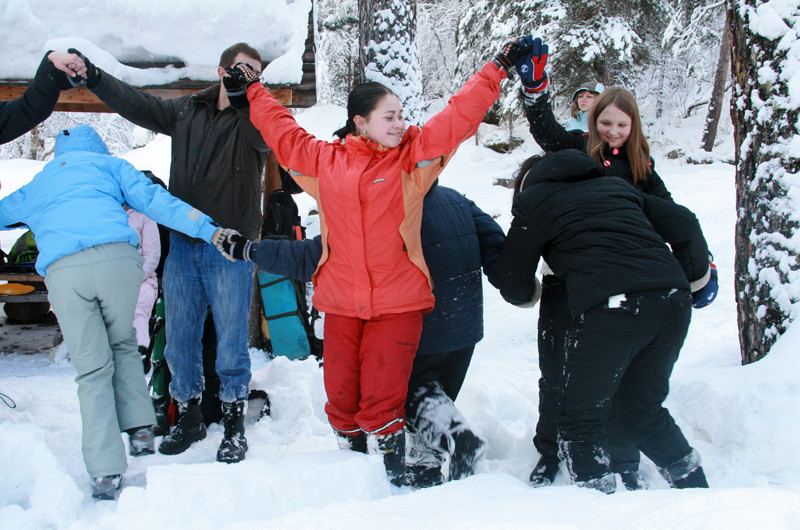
[
  {"xmin": 0, "ymin": 125, "xmax": 230, "ymax": 500},
  {"xmin": 219, "ymin": 181, "xmax": 506, "ymax": 487}
]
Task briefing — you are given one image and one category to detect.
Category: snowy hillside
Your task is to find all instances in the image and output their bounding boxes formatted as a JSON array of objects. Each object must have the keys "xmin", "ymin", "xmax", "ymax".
[{"xmin": 1, "ymin": 102, "xmax": 800, "ymax": 528}]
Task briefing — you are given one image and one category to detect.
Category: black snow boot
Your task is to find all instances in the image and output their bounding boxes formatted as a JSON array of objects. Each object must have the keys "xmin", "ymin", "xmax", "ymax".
[
  {"xmin": 670, "ymin": 467, "xmax": 709, "ymax": 489},
  {"xmin": 659, "ymin": 449, "xmax": 709, "ymax": 489},
  {"xmin": 619, "ymin": 470, "xmax": 647, "ymax": 491},
  {"xmin": 217, "ymin": 400, "xmax": 248, "ymax": 463},
  {"xmin": 158, "ymin": 397, "xmax": 206, "ymax": 455},
  {"xmin": 449, "ymin": 427, "xmax": 487, "ymax": 481},
  {"xmin": 529, "ymin": 456, "xmax": 560, "ymax": 487},
  {"xmin": 152, "ymin": 396, "xmax": 171, "ymax": 437},
  {"xmin": 407, "ymin": 430, "xmax": 445, "ymax": 489},
  {"xmin": 336, "ymin": 431, "xmax": 367, "ymax": 454},
  {"xmin": 368, "ymin": 430, "xmax": 408, "ymax": 487}
]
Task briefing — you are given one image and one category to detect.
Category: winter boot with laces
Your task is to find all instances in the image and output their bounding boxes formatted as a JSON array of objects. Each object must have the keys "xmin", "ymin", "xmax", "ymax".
[
  {"xmin": 529, "ymin": 456, "xmax": 560, "ymax": 487},
  {"xmin": 368, "ymin": 429, "xmax": 408, "ymax": 487},
  {"xmin": 126, "ymin": 425, "xmax": 155, "ymax": 456},
  {"xmin": 91, "ymin": 474, "xmax": 123, "ymax": 500},
  {"xmin": 158, "ymin": 396, "xmax": 206, "ymax": 455},
  {"xmin": 217, "ymin": 399, "xmax": 248, "ymax": 463}
]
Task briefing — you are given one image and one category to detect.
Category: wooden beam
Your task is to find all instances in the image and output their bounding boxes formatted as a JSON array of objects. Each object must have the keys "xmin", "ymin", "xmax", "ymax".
[{"xmin": 0, "ymin": 85, "xmax": 293, "ymax": 113}]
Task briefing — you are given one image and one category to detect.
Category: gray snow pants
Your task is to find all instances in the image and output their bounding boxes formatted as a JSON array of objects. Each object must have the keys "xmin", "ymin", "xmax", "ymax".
[{"xmin": 46, "ymin": 242, "xmax": 156, "ymax": 478}]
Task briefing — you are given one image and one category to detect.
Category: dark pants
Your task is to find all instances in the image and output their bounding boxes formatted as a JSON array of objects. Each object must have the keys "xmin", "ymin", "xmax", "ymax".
[
  {"xmin": 407, "ymin": 346, "xmax": 475, "ymax": 406},
  {"xmin": 557, "ymin": 288, "xmax": 694, "ymax": 483},
  {"xmin": 535, "ymin": 276, "xmax": 640, "ymax": 472}
]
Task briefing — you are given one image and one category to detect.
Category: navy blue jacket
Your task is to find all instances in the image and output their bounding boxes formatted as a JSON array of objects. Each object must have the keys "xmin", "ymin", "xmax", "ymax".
[{"xmin": 251, "ymin": 182, "xmax": 506, "ymax": 355}]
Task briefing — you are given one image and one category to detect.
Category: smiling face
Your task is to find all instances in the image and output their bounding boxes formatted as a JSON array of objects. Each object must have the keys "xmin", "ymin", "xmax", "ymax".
[
  {"xmin": 575, "ymin": 90, "xmax": 596, "ymax": 112},
  {"xmin": 353, "ymin": 94, "xmax": 406, "ymax": 148},
  {"xmin": 595, "ymin": 104, "xmax": 632, "ymax": 149}
]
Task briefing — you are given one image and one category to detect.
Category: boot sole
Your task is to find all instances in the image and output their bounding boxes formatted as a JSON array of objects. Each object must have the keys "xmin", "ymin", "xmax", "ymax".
[{"xmin": 158, "ymin": 428, "xmax": 207, "ymax": 455}]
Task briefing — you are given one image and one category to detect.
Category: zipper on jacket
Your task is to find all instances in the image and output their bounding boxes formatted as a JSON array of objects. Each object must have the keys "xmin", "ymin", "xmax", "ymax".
[{"xmin": 190, "ymin": 105, "xmax": 234, "ymax": 186}]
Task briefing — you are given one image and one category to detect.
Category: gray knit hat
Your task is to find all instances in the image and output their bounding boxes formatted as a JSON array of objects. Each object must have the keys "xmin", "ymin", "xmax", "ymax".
[{"xmin": 570, "ymin": 81, "xmax": 605, "ymax": 103}]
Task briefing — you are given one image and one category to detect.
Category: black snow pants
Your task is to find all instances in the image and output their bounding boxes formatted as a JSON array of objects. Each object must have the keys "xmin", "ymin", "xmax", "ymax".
[
  {"xmin": 557, "ymin": 287, "xmax": 695, "ymax": 483},
  {"xmin": 535, "ymin": 276, "xmax": 640, "ymax": 473}
]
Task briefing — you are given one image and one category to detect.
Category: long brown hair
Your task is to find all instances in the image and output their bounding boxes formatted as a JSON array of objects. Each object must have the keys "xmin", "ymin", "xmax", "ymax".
[{"xmin": 587, "ymin": 87, "xmax": 651, "ymax": 184}]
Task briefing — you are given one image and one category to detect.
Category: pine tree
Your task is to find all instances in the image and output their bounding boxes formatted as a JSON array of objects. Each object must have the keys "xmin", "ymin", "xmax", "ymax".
[
  {"xmin": 730, "ymin": 0, "xmax": 800, "ymax": 363},
  {"xmin": 358, "ymin": 0, "xmax": 424, "ymax": 125}
]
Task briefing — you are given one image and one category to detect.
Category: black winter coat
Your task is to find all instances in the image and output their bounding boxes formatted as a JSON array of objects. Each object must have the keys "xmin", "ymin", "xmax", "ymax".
[
  {"xmin": 522, "ymin": 90, "xmax": 672, "ymax": 200},
  {"xmin": 250, "ymin": 182, "xmax": 506, "ymax": 355},
  {"xmin": 91, "ymin": 73, "xmax": 268, "ymax": 239},
  {"xmin": 496, "ymin": 150, "xmax": 709, "ymax": 318},
  {"xmin": 0, "ymin": 55, "xmax": 61, "ymax": 145}
]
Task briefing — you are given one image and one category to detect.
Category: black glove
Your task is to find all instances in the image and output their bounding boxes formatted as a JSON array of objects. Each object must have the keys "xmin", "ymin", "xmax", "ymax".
[
  {"xmin": 222, "ymin": 75, "xmax": 249, "ymax": 109},
  {"xmin": 223, "ymin": 62, "xmax": 261, "ymax": 91},
  {"xmin": 494, "ymin": 37, "xmax": 533, "ymax": 74},
  {"xmin": 222, "ymin": 232, "xmax": 254, "ymax": 261},
  {"xmin": 51, "ymin": 69, "xmax": 80, "ymax": 91},
  {"xmin": 67, "ymin": 48, "xmax": 101, "ymax": 88},
  {"xmin": 515, "ymin": 37, "xmax": 549, "ymax": 93}
]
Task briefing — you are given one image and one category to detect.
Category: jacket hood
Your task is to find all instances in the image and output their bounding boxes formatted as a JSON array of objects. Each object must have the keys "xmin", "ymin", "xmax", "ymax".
[
  {"xmin": 54, "ymin": 125, "xmax": 111, "ymax": 157},
  {"xmin": 519, "ymin": 149, "xmax": 603, "ymax": 191}
]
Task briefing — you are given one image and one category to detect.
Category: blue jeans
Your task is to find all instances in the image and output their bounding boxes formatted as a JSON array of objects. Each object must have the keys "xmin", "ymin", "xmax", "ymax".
[{"xmin": 163, "ymin": 234, "xmax": 255, "ymax": 403}]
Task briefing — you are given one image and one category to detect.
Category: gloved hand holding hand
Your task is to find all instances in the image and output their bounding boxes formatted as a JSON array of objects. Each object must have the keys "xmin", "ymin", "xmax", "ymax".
[
  {"xmin": 224, "ymin": 62, "xmax": 262, "ymax": 91},
  {"xmin": 515, "ymin": 37, "xmax": 549, "ymax": 93},
  {"xmin": 47, "ymin": 50, "xmax": 86, "ymax": 90},
  {"xmin": 211, "ymin": 228, "xmax": 253, "ymax": 262},
  {"xmin": 222, "ymin": 75, "xmax": 249, "ymax": 109},
  {"xmin": 494, "ymin": 37, "xmax": 533, "ymax": 75},
  {"xmin": 692, "ymin": 261, "xmax": 718, "ymax": 308},
  {"xmin": 67, "ymin": 48, "xmax": 101, "ymax": 88}
]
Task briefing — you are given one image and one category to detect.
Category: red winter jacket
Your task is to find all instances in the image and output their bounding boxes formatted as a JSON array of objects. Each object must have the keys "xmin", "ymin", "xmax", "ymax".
[{"xmin": 246, "ymin": 62, "xmax": 506, "ymax": 319}]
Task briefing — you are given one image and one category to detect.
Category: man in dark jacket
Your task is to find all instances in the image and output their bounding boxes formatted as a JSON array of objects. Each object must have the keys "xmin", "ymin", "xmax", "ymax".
[
  {"xmin": 221, "ymin": 181, "xmax": 506, "ymax": 486},
  {"xmin": 74, "ymin": 43, "xmax": 269, "ymax": 463},
  {"xmin": 497, "ymin": 149, "xmax": 711, "ymax": 493},
  {"xmin": 0, "ymin": 51, "xmax": 85, "ymax": 146}
]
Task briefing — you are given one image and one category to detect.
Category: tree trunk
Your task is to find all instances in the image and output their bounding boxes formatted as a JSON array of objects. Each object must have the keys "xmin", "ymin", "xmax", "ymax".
[
  {"xmin": 730, "ymin": 0, "xmax": 800, "ymax": 364},
  {"xmin": 701, "ymin": 13, "xmax": 732, "ymax": 152},
  {"xmin": 358, "ymin": 0, "xmax": 424, "ymax": 124}
]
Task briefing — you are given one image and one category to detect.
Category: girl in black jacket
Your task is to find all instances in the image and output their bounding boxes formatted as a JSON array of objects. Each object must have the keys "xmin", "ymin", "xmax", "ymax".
[{"xmin": 497, "ymin": 149, "xmax": 711, "ymax": 493}]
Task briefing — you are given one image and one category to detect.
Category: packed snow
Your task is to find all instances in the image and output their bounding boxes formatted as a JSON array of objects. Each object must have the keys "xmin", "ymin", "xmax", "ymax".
[
  {"xmin": 0, "ymin": 0, "xmax": 312, "ymax": 85},
  {"xmin": 1, "ymin": 95, "xmax": 800, "ymax": 527}
]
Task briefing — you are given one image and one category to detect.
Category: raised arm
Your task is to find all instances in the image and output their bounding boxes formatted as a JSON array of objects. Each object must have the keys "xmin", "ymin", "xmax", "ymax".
[
  {"xmin": 241, "ymin": 72, "xmax": 334, "ymax": 178},
  {"xmin": 73, "ymin": 50, "xmax": 179, "ymax": 136},
  {"xmin": 410, "ymin": 61, "xmax": 506, "ymax": 163},
  {"xmin": 0, "ymin": 52, "xmax": 75, "ymax": 145}
]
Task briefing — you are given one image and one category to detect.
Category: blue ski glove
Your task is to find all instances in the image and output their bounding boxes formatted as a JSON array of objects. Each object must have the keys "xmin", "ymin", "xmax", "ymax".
[
  {"xmin": 692, "ymin": 261, "xmax": 718, "ymax": 308},
  {"xmin": 515, "ymin": 37, "xmax": 549, "ymax": 93}
]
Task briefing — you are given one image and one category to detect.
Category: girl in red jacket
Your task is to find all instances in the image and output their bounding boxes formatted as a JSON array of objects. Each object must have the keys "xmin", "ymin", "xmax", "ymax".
[{"xmin": 225, "ymin": 40, "xmax": 525, "ymax": 486}]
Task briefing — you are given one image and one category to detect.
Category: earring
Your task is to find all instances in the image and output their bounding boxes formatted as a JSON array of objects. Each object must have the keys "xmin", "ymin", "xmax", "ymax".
[{"xmin": 360, "ymin": 128, "xmax": 367, "ymax": 135}]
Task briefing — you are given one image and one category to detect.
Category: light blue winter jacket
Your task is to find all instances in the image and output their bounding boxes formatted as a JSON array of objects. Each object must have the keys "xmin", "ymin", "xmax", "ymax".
[
  {"xmin": 0, "ymin": 125, "xmax": 218, "ymax": 275},
  {"xmin": 564, "ymin": 111, "xmax": 589, "ymax": 132}
]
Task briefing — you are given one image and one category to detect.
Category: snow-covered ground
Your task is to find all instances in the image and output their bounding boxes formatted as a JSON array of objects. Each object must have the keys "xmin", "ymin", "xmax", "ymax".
[{"xmin": 2, "ymin": 104, "xmax": 800, "ymax": 529}]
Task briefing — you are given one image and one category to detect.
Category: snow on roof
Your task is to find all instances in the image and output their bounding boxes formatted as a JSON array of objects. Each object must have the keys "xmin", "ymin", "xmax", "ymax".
[{"xmin": 0, "ymin": 0, "xmax": 312, "ymax": 85}]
